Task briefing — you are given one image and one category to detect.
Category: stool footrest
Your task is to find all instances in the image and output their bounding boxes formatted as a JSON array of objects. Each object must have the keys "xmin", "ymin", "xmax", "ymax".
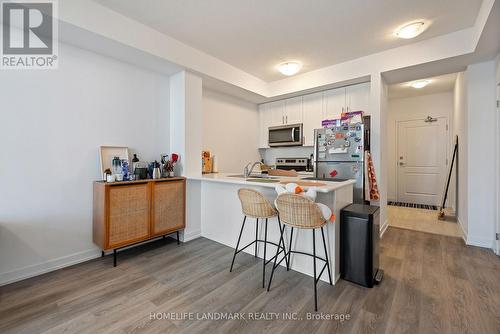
[
  {"xmin": 288, "ymin": 250, "xmax": 328, "ymax": 263},
  {"xmin": 234, "ymin": 239, "xmax": 284, "ymax": 256}
]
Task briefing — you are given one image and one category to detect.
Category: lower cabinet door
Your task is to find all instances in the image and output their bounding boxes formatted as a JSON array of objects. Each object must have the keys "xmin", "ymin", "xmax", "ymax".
[
  {"xmin": 151, "ymin": 180, "xmax": 185, "ymax": 236},
  {"xmin": 108, "ymin": 183, "xmax": 150, "ymax": 248}
]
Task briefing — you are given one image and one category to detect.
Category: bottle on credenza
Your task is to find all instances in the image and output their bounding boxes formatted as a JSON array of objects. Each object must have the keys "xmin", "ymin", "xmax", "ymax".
[
  {"xmin": 132, "ymin": 154, "xmax": 139, "ymax": 174},
  {"xmin": 111, "ymin": 156, "xmax": 122, "ymax": 175}
]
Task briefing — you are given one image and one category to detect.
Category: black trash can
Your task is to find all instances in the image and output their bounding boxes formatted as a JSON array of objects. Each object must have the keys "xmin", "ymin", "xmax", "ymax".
[{"xmin": 340, "ymin": 204, "xmax": 383, "ymax": 288}]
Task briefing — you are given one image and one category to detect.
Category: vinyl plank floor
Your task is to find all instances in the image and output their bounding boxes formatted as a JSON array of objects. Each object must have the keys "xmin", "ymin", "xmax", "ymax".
[{"xmin": 0, "ymin": 228, "xmax": 499, "ymax": 334}]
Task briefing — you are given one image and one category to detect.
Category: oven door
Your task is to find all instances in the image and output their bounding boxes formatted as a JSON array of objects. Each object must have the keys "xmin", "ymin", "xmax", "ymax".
[{"xmin": 268, "ymin": 124, "xmax": 303, "ymax": 147}]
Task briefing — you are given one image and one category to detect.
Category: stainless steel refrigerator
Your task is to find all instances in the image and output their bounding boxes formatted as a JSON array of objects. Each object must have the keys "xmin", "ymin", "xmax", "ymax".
[{"xmin": 311, "ymin": 117, "xmax": 370, "ymax": 203}]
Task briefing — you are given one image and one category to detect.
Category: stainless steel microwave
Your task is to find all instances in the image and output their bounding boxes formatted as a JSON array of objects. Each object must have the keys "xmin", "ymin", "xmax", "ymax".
[{"xmin": 268, "ymin": 123, "xmax": 303, "ymax": 147}]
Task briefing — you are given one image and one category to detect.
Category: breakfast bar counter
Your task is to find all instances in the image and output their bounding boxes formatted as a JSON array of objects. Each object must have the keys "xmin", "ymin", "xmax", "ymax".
[{"xmin": 188, "ymin": 173, "xmax": 354, "ymax": 284}]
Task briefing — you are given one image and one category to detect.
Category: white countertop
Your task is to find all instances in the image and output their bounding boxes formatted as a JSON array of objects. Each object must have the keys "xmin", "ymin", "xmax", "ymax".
[{"xmin": 188, "ymin": 172, "xmax": 355, "ymax": 193}]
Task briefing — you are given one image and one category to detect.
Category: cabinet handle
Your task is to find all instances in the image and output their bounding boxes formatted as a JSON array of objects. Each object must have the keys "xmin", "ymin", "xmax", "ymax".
[
  {"xmin": 282, "ymin": 115, "xmax": 284, "ymax": 124},
  {"xmin": 286, "ymin": 115, "xmax": 288, "ymax": 124},
  {"xmin": 342, "ymin": 107, "xmax": 344, "ymax": 113}
]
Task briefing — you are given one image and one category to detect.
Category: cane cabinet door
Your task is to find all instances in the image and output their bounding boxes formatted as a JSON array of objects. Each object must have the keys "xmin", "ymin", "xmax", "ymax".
[
  {"xmin": 151, "ymin": 180, "xmax": 186, "ymax": 236},
  {"xmin": 107, "ymin": 183, "xmax": 150, "ymax": 248}
]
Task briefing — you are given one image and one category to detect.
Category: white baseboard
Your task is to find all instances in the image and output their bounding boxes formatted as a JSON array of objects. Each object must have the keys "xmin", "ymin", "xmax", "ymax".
[
  {"xmin": 466, "ymin": 235, "xmax": 495, "ymax": 249},
  {"xmin": 458, "ymin": 218, "xmax": 496, "ymax": 249},
  {"xmin": 380, "ymin": 219, "xmax": 389, "ymax": 237},
  {"xmin": 182, "ymin": 229, "xmax": 201, "ymax": 242},
  {"xmin": 0, "ymin": 248, "xmax": 101, "ymax": 287},
  {"xmin": 458, "ymin": 217, "xmax": 468, "ymax": 244}
]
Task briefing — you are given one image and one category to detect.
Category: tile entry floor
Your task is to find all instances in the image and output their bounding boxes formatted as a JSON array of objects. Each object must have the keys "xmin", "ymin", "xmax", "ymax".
[{"xmin": 388, "ymin": 206, "xmax": 462, "ymax": 238}]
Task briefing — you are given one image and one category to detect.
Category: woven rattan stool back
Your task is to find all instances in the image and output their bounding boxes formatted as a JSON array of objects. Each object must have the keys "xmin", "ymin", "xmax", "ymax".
[
  {"xmin": 275, "ymin": 193, "xmax": 326, "ymax": 229},
  {"xmin": 237, "ymin": 188, "xmax": 277, "ymax": 218}
]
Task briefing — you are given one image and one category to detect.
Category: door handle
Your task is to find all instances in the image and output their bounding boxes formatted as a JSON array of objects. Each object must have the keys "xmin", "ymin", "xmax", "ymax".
[{"xmin": 399, "ymin": 162, "xmax": 405, "ymax": 166}]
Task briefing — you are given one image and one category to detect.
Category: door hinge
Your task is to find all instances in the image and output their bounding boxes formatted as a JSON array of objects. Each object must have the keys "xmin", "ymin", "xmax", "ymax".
[
  {"xmin": 446, "ymin": 124, "xmax": 448, "ymax": 131},
  {"xmin": 446, "ymin": 158, "xmax": 448, "ymax": 165},
  {"xmin": 496, "ymin": 233, "xmax": 500, "ymax": 240},
  {"xmin": 497, "ymin": 100, "xmax": 499, "ymax": 108}
]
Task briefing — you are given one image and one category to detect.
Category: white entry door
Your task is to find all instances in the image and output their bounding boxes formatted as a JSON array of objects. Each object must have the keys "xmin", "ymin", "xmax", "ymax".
[{"xmin": 397, "ymin": 118, "xmax": 448, "ymax": 205}]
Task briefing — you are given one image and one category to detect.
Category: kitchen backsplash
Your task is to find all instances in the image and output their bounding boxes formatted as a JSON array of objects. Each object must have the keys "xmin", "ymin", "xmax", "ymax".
[{"xmin": 259, "ymin": 146, "xmax": 314, "ymax": 166}]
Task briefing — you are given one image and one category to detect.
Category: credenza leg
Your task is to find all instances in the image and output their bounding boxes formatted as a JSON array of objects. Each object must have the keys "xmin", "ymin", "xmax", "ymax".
[
  {"xmin": 113, "ymin": 249, "xmax": 117, "ymax": 267},
  {"xmin": 177, "ymin": 231, "xmax": 180, "ymax": 245}
]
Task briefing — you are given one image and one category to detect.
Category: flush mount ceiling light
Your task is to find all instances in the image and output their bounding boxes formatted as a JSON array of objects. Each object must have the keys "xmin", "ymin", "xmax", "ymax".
[
  {"xmin": 410, "ymin": 80, "xmax": 430, "ymax": 89},
  {"xmin": 278, "ymin": 61, "xmax": 302, "ymax": 76},
  {"xmin": 394, "ymin": 21, "xmax": 426, "ymax": 39}
]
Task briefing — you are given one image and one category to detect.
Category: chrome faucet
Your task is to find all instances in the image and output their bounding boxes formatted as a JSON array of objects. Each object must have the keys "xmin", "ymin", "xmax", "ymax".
[{"xmin": 244, "ymin": 161, "xmax": 262, "ymax": 178}]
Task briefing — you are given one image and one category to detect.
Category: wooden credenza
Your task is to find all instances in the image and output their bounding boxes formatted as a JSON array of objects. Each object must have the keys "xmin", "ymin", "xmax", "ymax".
[{"xmin": 93, "ymin": 177, "xmax": 186, "ymax": 262}]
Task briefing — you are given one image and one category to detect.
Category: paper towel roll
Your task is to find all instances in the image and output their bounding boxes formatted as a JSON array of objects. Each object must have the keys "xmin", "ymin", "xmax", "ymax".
[{"xmin": 212, "ymin": 155, "xmax": 218, "ymax": 173}]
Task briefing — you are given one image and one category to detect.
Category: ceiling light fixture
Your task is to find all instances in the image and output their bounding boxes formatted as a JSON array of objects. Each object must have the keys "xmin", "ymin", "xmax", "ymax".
[
  {"xmin": 278, "ymin": 61, "xmax": 302, "ymax": 76},
  {"xmin": 410, "ymin": 80, "xmax": 430, "ymax": 89},
  {"xmin": 395, "ymin": 21, "xmax": 426, "ymax": 39}
]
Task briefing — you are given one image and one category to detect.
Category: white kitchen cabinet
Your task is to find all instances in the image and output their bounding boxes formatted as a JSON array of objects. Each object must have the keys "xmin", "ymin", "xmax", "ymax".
[
  {"xmin": 302, "ymin": 92, "xmax": 323, "ymax": 146},
  {"xmin": 346, "ymin": 82, "xmax": 370, "ymax": 114},
  {"xmin": 258, "ymin": 82, "xmax": 370, "ymax": 149},
  {"xmin": 323, "ymin": 87, "xmax": 346, "ymax": 120},
  {"xmin": 284, "ymin": 96, "xmax": 303, "ymax": 124},
  {"xmin": 268, "ymin": 100, "xmax": 286, "ymax": 126}
]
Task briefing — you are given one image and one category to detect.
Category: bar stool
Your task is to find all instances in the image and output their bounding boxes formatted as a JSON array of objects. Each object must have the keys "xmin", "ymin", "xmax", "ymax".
[
  {"xmin": 267, "ymin": 193, "xmax": 333, "ymax": 311},
  {"xmin": 230, "ymin": 188, "xmax": 289, "ymax": 288}
]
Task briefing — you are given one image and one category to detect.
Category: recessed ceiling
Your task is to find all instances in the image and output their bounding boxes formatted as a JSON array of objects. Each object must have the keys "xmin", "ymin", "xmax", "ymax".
[
  {"xmin": 93, "ymin": 0, "xmax": 482, "ymax": 82},
  {"xmin": 388, "ymin": 73, "xmax": 458, "ymax": 99}
]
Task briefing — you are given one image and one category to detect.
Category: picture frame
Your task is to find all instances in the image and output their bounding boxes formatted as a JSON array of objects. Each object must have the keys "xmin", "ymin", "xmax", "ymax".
[{"xmin": 99, "ymin": 145, "xmax": 129, "ymax": 175}]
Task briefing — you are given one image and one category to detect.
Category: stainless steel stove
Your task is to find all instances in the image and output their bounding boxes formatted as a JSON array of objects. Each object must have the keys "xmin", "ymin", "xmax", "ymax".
[{"xmin": 275, "ymin": 157, "xmax": 312, "ymax": 172}]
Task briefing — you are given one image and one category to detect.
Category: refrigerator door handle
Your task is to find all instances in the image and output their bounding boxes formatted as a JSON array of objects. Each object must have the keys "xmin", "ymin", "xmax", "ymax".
[{"xmin": 313, "ymin": 129, "xmax": 318, "ymax": 177}]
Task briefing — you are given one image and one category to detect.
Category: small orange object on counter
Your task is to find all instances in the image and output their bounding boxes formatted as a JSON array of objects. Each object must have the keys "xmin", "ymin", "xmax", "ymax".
[{"xmin": 202, "ymin": 151, "xmax": 213, "ymax": 174}]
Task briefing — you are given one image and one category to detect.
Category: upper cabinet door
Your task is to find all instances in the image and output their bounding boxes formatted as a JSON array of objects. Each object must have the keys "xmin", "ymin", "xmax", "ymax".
[
  {"xmin": 284, "ymin": 96, "xmax": 303, "ymax": 124},
  {"xmin": 268, "ymin": 100, "xmax": 286, "ymax": 126},
  {"xmin": 302, "ymin": 92, "xmax": 323, "ymax": 146},
  {"xmin": 346, "ymin": 82, "xmax": 370, "ymax": 114},
  {"xmin": 323, "ymin": 88, "xmax": 346, "ymax": 120}
]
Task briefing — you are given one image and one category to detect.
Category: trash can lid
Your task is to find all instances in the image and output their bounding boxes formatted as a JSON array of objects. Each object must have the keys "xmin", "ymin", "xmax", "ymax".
[{"xmin": 341, "ymin": 203, "xmax": 380, "ymax": 216}]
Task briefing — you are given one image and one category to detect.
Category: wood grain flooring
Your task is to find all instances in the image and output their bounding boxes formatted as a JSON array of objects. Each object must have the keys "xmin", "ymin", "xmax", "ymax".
[{"xmin": 0, "ymin": 227, "xmax": 499, "ymax": 334}]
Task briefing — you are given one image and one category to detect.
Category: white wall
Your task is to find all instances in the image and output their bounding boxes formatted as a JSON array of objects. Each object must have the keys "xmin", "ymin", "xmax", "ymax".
[
  {"xmin": 496, "ymin": 53, "xmax": 500, "ymax": 255},
  {"xmin": 0, "ymin": 43, "xmax": 170, "ymax": 285},
  {"xmin": 170, "ymin": 71, "xmax": 203, "ymax": 242},
  {"xmin": 387, "ymin": 92, "xmax": 454, "ymax": 203},
  {"xmin": 453, "ymin": 72, "xmax": 468, "ymax": 236},
  {"xmin": 465, "ymin": 60, "xmax": 497, "ymax": 248},
  {"xmin": 370, "ymin": 74, "xmax": 388, "ymax": 235},
  {"xmin": 202, "ymin": 89, "xmax": 260, "ymax": 173}
]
